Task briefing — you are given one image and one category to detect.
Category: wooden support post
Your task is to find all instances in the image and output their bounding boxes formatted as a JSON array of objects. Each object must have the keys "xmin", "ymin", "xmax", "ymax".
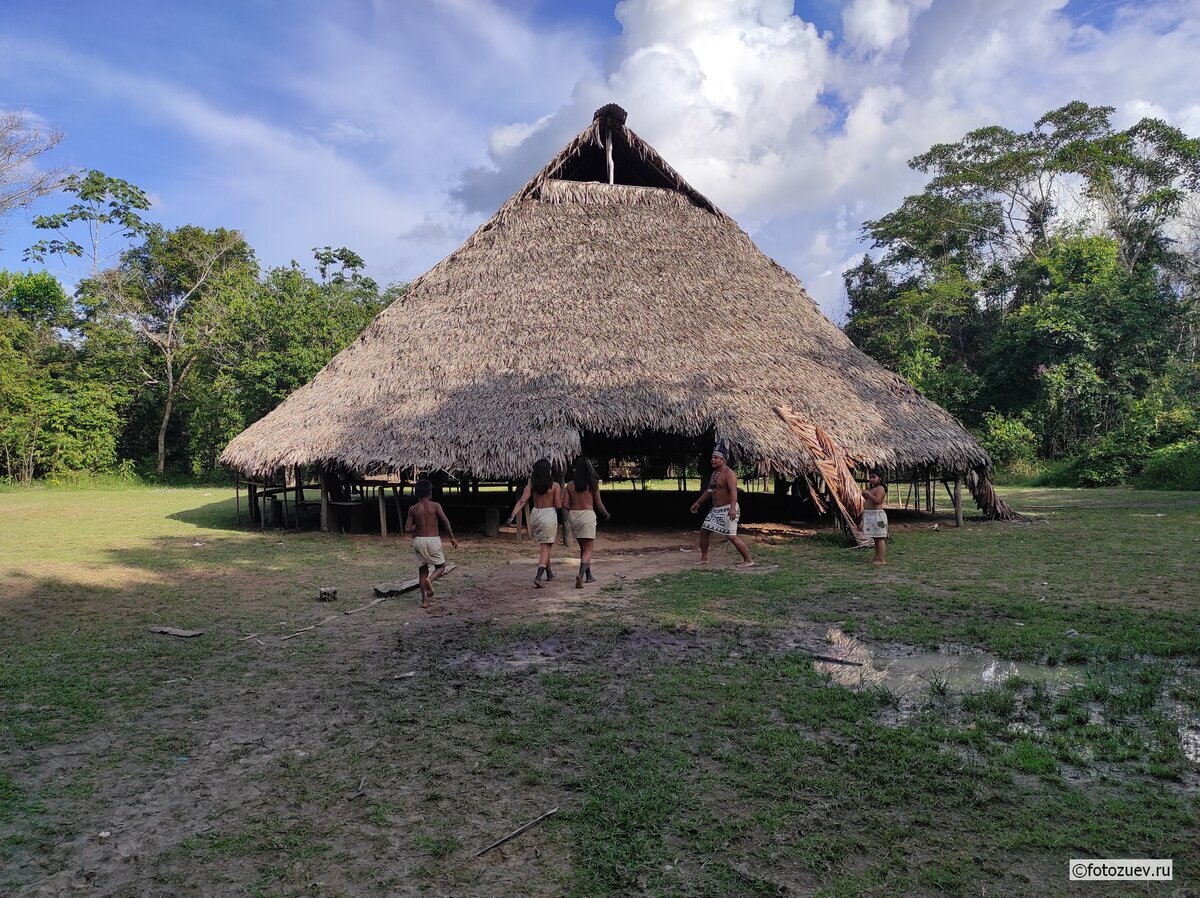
[
  {"xmin": 235, "ymin": 481, "xmax": 241, "ymax": 526},
  {"xmin": 378, "ymin": 487, "xmax": 387, "ymax": 537},
  {"xmin": 392, "ymin": 486, "xmax": 403, "ymax": 534},
  {"xmin": 953, "ymin": 476, "xmax": 964, "ymax": 528},
  {"xmin": 925, "ymin": 473, "xmax": 932, "ymax": 514},
  {"xmin": 320, "ymin": 470, "xmax": 330, "ymax": 533},
  {"xmin": 281, "ymin": 471, "xmax": 290, "ymax": 530}
]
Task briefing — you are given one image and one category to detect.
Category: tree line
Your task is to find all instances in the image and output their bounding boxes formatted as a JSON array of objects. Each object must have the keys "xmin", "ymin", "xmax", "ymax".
[
  {"xmin": 843, "ymin": 101, "xmax": 1200, "ymax": 487},
  {"xmin": 3, "ymin": 102, "xmax": 1199, "ymax": 487},
  {"xmin": 1, "ymin": 134, "xmax": 394, "ymax": 482}
]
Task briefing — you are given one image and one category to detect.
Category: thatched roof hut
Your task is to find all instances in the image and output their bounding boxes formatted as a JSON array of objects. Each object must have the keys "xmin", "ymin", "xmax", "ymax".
[{"xmin": 220, "ymin": 103, "xmax": 990, "ymax": 481}]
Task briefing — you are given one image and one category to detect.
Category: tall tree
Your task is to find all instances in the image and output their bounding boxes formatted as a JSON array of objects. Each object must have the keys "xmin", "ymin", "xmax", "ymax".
[
  {"xmin": 846, "ymin": 100, "xmax": 1199, "ymax": 470},
  {"xmin": 86, "ymin": 225, "xmax": 256, "ymax": 475},
  {"xmin": 25, "ymin": 170, "xmax": 151, "ymax": 276}
]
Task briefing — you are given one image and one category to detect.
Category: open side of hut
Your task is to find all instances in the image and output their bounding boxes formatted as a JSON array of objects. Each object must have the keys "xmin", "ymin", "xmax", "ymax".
[{"xmin": 220, "ymin": 103, "xmax": 997, "ymax": 525}]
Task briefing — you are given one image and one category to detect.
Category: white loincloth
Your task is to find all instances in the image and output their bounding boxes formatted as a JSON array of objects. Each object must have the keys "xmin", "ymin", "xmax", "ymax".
[
  {"xmin": 861, "ymin": 509, "xmax": 889, "ymax": 539},
  {"xmin": 529, "ymin": 506, "xmax": 558, "ymax": 544},
  {"xmin": 412, "ymin": 536, "xmax": 446, "ymax": 566},
  {"xmin": 567, "ymin": 509, "xmax": 597, "ymax": 540}
]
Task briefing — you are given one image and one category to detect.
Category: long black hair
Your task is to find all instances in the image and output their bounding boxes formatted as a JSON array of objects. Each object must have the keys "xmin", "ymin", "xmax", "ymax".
[
  {"xmin": 531, "ymin": 458, "xmax": 553, "ymax": 495},
  {"xmin": 572, "ymin": 457, "xmax": 598, "ymax": 493}
]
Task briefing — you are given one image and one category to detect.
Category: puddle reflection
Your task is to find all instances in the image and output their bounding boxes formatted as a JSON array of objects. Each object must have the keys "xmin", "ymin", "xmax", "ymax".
[{"xmin": 807, "ymin": 627, "xmax": 1083, "ymax": 700}]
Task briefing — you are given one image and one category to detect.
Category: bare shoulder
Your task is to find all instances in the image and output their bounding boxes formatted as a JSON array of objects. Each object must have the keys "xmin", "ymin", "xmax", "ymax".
[{"xmin": 725, "ymin": 467, "xmax": 738, "ymax": 485}]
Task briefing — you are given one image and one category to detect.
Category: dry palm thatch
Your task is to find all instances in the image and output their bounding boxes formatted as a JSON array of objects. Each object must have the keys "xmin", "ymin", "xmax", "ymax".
[
  {"xmin": 965, "ymin": 469, "xmax": 1026, "ymax": 521},
  {"xmin": 220, "ymin": 104, "xmax": 993, "ymax": 482},
  {"xmin": 775, "ymin": 404, "xmax": 870, "ymax": 544}
]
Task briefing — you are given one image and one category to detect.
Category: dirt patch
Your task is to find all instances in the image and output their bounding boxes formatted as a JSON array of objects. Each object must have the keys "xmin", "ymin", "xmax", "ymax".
[
  {"xmin": 1, "ymin": 548, "xmax": 732, "ymax": 897},
  {"xmin": 354, "ymin": 541, "xmax": 718, "ymax": 626}
]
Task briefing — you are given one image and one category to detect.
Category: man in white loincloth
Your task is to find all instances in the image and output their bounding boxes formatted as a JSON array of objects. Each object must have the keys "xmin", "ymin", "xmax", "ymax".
[
  {"xmin": 860, "ymin": 471, "xmax": 889, "ymax": 565},
  {"xmin": 689, "ymin": 443, "xmax": 754, "ymax": 567}
]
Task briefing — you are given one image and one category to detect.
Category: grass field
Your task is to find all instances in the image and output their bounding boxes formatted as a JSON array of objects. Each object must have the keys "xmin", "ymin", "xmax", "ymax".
[{"xmin": 1, "ymin": 485, "xmax": 1197, "ymax": 896}]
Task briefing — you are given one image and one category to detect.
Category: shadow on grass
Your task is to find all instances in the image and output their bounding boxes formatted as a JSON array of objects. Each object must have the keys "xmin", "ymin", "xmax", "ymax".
[{"xmin": 165, "ymin": 496, "xmax": 252, "ymax": 533}]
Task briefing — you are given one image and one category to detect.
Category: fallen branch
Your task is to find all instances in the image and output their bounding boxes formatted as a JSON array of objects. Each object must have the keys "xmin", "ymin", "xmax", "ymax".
[
  {"xmin": 803, "ymin": 653, "xmax": 863, "ymax": 667},
  {"xmin": 280, "ymin": 626, "xmax": 315, "ymax": 641},
  {"xmin": 149, "ymin": 626, "xmax": 204, "ymax": 638},
  {"xmin": 475, "ymin": 807, "xmax": 559, "ymax": 857},
  {"xmin": 238, "ymin": 633, "xmax": 261, "ymax": 641},
  {"xmin": 345, "ymin": 597, "xmax": 386, "ymax": 615}
]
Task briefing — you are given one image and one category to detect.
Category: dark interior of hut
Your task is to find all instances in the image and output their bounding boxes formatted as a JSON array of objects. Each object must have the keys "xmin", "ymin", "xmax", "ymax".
[
  {"xmin": 236, "ymin": 456, "xmax": 969, "ymax": 536},
  {"xmin": 553, "ymin": 137, "xmax": 674, "ymax": 189},
  {"xmin": 233, "ymin": 425, "xmax": 838, "ymax": 535}
]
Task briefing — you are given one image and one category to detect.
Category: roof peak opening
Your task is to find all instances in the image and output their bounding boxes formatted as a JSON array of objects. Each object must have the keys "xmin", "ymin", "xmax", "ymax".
[{"xmin": 556, "ymin": 103, "xmax": 678, "ymax": 191}]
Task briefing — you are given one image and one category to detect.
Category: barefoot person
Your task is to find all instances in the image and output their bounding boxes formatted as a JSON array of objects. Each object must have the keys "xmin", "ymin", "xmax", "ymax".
[
  {"xmin": 689, "ymin": 443, "xmax": 753, "ymax": 567},
  {"xmin": 405, "ymin": 478, "xmax": 459, "ymax": 607},
  {"xmin": 564, "ymin": 457, "xmax": 611, "ymax": 588},
  {"xmin": 861, "ymin": 471, "xmax": 889, "ymax": 565},
  {"xmin": 507, "ymin": 458, "xmax": 563, "ymax": 588}
]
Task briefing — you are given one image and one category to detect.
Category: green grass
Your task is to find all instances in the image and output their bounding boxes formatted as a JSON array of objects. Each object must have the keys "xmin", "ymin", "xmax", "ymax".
[{"xmin": 0, "ymin": 485, "xmax": 1197, "ymax": 895}]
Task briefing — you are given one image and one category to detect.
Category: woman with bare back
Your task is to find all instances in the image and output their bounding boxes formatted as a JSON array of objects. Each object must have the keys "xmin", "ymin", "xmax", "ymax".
[
  {"xmin": 563, "ymin": 456, "xmax": 611, "ymax": 588},
  {"xmin": 507, "ymin": 458, "xmax": 563, "ymax": 588}
]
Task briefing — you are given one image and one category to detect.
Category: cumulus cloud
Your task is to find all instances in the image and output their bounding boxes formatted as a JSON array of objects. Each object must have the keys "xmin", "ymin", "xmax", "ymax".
[
  {"xmin": 843, "ymin": 0, "xmax": 932, "ymax": 52},
  {"xmin": 452, "ymin": 0, "xmax": 1200, "ymax": 317}
]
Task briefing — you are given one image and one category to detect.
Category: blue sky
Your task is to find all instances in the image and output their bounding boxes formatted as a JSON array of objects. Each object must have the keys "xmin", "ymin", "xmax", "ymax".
[{"xmin": 2, "ymin": 0, "xmax": 1197, "ymax": 317}]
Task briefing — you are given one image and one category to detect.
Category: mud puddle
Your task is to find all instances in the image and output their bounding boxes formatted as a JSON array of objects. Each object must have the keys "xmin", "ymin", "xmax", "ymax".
[{"xmin": 800, "ymin": 627, "xmax": 1084, "ymax": 701}]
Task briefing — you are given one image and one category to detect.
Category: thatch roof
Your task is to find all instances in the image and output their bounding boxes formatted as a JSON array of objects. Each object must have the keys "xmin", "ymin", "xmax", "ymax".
[{"xmin": 220, "ymin": 104, "xmax": 990, "ymax": 479}]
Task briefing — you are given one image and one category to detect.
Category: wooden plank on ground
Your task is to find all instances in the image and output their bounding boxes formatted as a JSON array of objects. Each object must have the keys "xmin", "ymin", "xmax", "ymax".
[
  {"xmin": 150, "ymin": 626, "xmax": 204, "ymax": 638},
  {"xmin": 371, "ymin": 563, "xmax": 457, "ymax": 597}
]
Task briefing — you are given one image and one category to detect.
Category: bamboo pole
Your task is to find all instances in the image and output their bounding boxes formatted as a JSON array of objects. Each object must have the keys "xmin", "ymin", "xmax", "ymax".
[
  {"xmin": 953, "ymin": 476, "xmax": 964, "ymax": 527},
  {"xmin": 378, "ymin": 487, "xmax": 387, "ymax": 537}
]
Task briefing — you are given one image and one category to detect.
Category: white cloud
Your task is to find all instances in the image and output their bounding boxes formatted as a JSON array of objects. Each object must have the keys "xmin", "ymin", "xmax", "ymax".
[
  {"xmin": 454, "ymin": 0, "xmax": 1200, "ymax": 317},
  {"xmin": 843, "ymin": 0, "xmax": 932, "ymax": 52},
  {"xmin": 4, "ymin": 0, "xmax": 1198, "ymax": 322}
]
